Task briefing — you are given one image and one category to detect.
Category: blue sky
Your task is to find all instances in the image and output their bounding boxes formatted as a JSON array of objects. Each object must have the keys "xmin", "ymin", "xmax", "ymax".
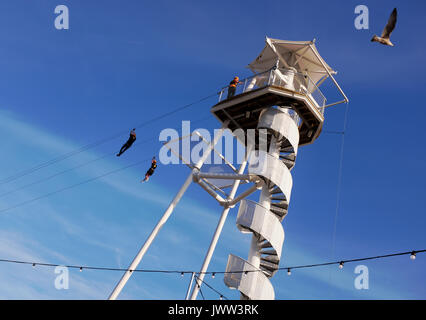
[{"xmin": 0, "ymin": 0, "xmax": 425, "ymax": 299}]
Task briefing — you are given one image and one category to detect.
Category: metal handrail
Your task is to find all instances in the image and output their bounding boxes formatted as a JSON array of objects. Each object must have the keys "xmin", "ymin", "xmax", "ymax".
[
  {"xmin": 218, "ymin": 69, "xmax": 272, "ymax": 98},
  {"xmin": 218, "ymin": 67, "xmax": 327, "ymax": 114}
]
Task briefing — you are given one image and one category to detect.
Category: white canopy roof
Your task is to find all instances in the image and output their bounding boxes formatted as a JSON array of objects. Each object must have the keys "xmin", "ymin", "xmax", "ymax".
[{"xmin": 248, "ymin": 37, "xmax": 336, "ymax": 84}]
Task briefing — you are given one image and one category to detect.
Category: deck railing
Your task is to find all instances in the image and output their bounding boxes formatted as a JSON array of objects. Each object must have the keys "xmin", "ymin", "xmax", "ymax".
[{"xmin": 218, "ymin": 67, "xmax": 326, "ymax": 115}]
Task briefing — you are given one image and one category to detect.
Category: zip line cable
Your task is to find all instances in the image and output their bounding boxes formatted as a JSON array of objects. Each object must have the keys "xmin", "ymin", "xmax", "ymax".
[
  {"xmin": 0, "ymin": 158, "xmax": 152, "ymax": 214},
  {"xmin": 0, "ymin": 153, "xmax": 113, "ymax": 200},
  {"xmin": 0, "ymin": 115, "xmax": 212, "ymax": 200},
  {"xmin": 1, "ymin": 97, "xmax": 408, "ymax": 298},
  {"xmin": 0, "ymin": 114, "xmax": 216, "ymax": 214},
  {"xmin": 0, "ymin": 138, "xmax": 155, "ymax": 200},
  {"xmin": 0, "ymin": 93, "xmax": 218, "ymax": 186},
  {"xmin": 0, "ymin": 102, "xmax": 342, "ymax": 212}
]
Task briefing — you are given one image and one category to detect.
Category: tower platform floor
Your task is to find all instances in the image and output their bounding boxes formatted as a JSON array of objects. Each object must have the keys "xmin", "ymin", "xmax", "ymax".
[{"xmin": 211, "ymin": 85, "xmax": 324, "ymax": 146}]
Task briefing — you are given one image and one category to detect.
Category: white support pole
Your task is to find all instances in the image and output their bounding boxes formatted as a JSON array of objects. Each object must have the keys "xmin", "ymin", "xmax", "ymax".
[
  {"xmin": 189, "ymin": 144, "xmax": 253, "ymax": 300},
  {"xmin": 227, "ymin": 181, "xmax": 263, "ymax": 207},
  {"xmin": 108, "ymin": 172, "xmax": 193, "ymax": 300},
  {"xmin": 108, "ymin": 121, "xmax": 229, "ymax": 300},
  {"xmin": 197, "ymin": 179, "xmax": 228, "ymax": 204},
  {"xmin": 185, "ymin": 273, "xmax": 196, "ymax": 300},
  {"xmin": 324, "ymin": 99, "xmax": 347, "ymax": 109},
  {"xmin": 195, "ymin": 172, "xmax": 256, "ymax": 181}
]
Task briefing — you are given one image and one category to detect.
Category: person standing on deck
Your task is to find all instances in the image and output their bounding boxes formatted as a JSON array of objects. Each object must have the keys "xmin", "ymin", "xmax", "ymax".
[{"xmin": 227, "ymin": 76, "xmax": 241, "ymax": 99}]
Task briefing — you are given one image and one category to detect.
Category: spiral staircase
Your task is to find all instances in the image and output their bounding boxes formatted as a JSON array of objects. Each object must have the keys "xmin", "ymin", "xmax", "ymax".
[{"xmin": 224, "ymin": 106, "xmax": 300, "ymax": 300}]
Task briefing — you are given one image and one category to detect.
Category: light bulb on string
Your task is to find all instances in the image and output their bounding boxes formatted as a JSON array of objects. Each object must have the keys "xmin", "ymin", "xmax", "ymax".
[
  {"xmin": 212, "ymin": 273, "xmax": 216, "ymax": 279},
  {"xmin": 410, "ymin": 251, "xmax": 416, "ymax": 260},
  {"xmin": 339, "ymin": 262, "xmax": 344, "ymax": 269},
  {"xmin": 287, "ymin": 268, "xmax": 291, "ymax": 276}
]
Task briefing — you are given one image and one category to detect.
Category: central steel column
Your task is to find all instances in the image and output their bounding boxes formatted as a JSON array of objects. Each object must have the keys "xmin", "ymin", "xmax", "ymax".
[{"xmin": 189, "ymin": 143, "xmax": 254, "ymax": 300}]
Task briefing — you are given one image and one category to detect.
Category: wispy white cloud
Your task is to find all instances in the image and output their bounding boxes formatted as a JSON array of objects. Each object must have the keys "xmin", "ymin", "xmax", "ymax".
[
  {"xmin": 0, "ymin": 230, "xmax": 112, "ymax": 299},
  {"xmin": 0, "ymin": 110, "xmax": 247, "ymax": 298}
]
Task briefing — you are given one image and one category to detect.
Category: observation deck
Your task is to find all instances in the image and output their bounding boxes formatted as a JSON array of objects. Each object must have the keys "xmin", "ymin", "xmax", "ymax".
[{"xmin": 211, "ymin": 67, "xmax": 325, "ymax": 146}]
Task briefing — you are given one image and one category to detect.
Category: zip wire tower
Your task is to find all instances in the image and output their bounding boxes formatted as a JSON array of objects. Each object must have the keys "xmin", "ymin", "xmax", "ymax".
[{"xmin": 108, "ymin": 37, "xmax": 348, "ymax": 300}]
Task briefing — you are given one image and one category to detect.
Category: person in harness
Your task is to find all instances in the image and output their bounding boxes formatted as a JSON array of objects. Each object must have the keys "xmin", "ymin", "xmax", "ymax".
[
  {"xmin": 141, "ymin": 157, "xmax": 157, "ymax": 182},
  {"xmin": 227, "ymin": 76, "xmax": 241, "ymax": 99},
  {"xmin": 117, "ymin": 129, "xmax": 136, "ymax": 157}
]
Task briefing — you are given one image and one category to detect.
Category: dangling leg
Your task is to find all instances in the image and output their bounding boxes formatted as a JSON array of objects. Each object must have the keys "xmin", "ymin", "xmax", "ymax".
[
  {"xmin": 141, "ymin": 168, "xmax": 154, "ymax": 182},
  {"xmin": 227, "ymin": 86, "xmax": 236, "ymax": 99},
  {"xmin": 117, "ymin": 142, "xmax": 130, "ymax": 157}
]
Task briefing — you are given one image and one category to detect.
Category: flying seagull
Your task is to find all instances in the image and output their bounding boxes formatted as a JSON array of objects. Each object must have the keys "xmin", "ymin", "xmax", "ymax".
[{"xmin": 371, "ymin": 8, "xmax": 397, "ymax": 46}]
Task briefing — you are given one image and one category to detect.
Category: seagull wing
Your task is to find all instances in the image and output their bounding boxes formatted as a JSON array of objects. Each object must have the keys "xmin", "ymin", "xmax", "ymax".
[{"xmin": 381, "ymin": 8, "xmax": 397, "ymax": 39}]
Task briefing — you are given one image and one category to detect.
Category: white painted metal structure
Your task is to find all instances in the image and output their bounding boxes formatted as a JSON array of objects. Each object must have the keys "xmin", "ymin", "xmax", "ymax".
[
  {"xmin": 248, "ymin": 37, "xmax": 349, "ymax": 107},
  {"xmin": 208, "ymin": 37, "xmax": 347, "ymax": 300},
  {"xmin": 108, "ymin": 37, "xmax": 347, "ymax": 300},
  {"xmin": 223, "ymin": 107, "xmax": 299, "ymax": 299},
  {"xmin": 181, "ymin": 106, "xmax": 301, "ymax": 300}
]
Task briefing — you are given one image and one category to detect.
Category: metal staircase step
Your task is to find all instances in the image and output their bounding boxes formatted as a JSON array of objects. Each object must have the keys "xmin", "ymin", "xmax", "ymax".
[
  {"xmin": 271, "ymin": 202, "xmax": 288, "ymax": 209},
  {"xmin": 281, "ymin": 160, "xmax": 295, "ymax": 170},
  {"xmin": 259, "ymin": 266, "xmax": 274, "ymax": 278},
  {"xmin": 270, "ymin": 209, "xmax": 287, "ymax": 219},
  {"xmin": 261, "ymin": 256, "xmax": 280, "ymax": 264},
  {"xmin": 270, "ymin": 196, "xmax": 285, "ymax": 201},
  {"xmin": 280, "ymin": 153, "xmax": 296, "ymax": 161},
  {"xmin": 259, "ymin": 241, "xmax": 272, "ymax": 249},
  {"xmin": 270, "ymin": 199, "xmax": 288, "ymax": 205},
  {"xmin": 260, "ymin": 249, "xmax": 277, "ymax": 256},
  {"xmin": 260, "ymin": 260, "xmax": 279, "ymax": 270},
  {"xmin": 269, "ymin": 187, "xmax": 282, "ymax": 195},
  {"xmin": 270, "ymin": 203, "xmax": 287, "ymax": 209},
  {"xmin": 281, "ymin": 146, "xmax": 293, "ymax": 153},
  {"xmin": 270, "ymin": 207, "xmax": 286, "ymax": 214}
]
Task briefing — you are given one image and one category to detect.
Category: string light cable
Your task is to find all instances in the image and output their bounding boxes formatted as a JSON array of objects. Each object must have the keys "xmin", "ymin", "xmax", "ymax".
[
  {"xmin": 0, "ymin": 249, "xmax": 423, "ymax": 276},
  {"xmin": 194, "ymin": 274, "xmax": 229, "ymax": 300},
  {"xmin": 0, "ymin": 249, "xmax": 422, "ymax": 300}
]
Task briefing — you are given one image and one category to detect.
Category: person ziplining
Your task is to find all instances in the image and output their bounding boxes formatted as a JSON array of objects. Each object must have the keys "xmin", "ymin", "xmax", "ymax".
[
  {"xmin": 141, "ymin": 157, "xmax": 157, "ymax": 182},
  {"xmin": 117, "ymin": 129, "xmax": 136, "ymax": 157}
]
